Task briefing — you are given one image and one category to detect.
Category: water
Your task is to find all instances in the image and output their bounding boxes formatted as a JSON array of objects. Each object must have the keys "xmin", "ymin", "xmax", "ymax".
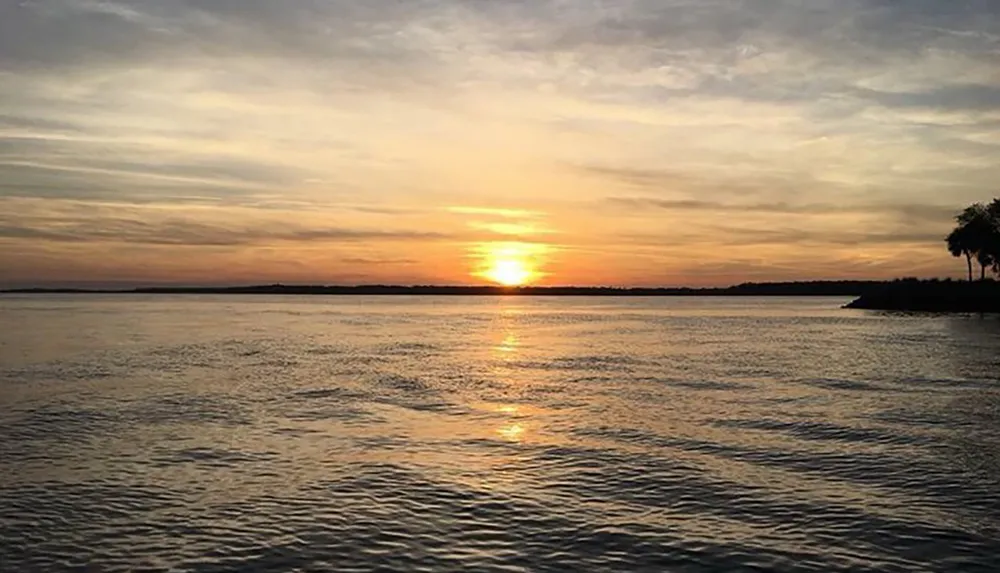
[{"xmin": 1, "ymin": 295, "xmax": 999, "ymax": 572}]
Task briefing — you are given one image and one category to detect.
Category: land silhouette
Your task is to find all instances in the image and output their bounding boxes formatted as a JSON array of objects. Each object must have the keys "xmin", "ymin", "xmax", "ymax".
[
  {"xmin": 946, "ymin": 199, "xmax": 1000, "ymax": 282},
  {"xmin": 844, "ymin": 278, "xmax": 1000, "ymax": 312},
  {"xmin": 3, "ymin": 281, "xmax": 887, "ymax": 297},
  {"xmin": 849, "ymin": 198, "xmax": 1000, "ymax": 311},
  {"xmin": 0, "ymin": 279, "xmax": 992, "ymax": 311}
]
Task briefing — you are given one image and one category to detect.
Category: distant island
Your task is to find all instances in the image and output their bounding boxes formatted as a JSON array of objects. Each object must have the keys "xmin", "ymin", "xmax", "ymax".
[
  {"xmin": 5, "ymin": 280, "xmax": 998, "ymax": 313},
  {"xmin": 2, "ymin": 280, "xmax": 885, "ymax": 297}
]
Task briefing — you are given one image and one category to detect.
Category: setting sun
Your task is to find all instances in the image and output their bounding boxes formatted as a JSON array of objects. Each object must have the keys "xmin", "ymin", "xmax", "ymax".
[
  {"xmin": 473, "ymin": 242, "xmax": 548, "ymax": 286},
  {"xmin": 487, "ymin": 259, "xmax": 533, "ymax": 286}
]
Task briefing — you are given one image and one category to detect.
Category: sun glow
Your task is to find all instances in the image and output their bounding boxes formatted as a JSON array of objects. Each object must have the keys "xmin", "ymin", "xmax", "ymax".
[
  {"xmin": 474, "ymin": 242, "xmax": 548, "ymax": 286},
  {"xmin": 487, "ymin": 259, "xmax": 533, "ymax": 286}
]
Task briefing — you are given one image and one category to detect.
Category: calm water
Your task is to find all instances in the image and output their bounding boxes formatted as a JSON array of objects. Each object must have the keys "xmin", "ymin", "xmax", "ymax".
[{"xmin": 1, "ymin": 296, "xmax": 999, "ymax": 572}]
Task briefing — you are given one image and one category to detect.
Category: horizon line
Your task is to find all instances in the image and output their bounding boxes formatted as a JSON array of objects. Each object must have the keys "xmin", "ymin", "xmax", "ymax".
[{"xmin": 0, "ymin": 278, "xmax": 964, "ymax": 296}]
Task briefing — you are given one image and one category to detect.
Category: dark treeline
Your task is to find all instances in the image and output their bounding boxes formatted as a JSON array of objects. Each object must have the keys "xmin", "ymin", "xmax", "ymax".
[
  {"xmin": 947, "ymin": 199, "xmax": 1000, "ymax": 281},
  {"xmin": 4, "ymin": 281, "xmax": 889, "ymax": 296}
]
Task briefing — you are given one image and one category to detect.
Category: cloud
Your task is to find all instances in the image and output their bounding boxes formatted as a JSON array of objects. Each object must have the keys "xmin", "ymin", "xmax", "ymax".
[
  {"xmin": 606, "ymin": 196, "xmax": 960, "ymax": 222},
  {"xmin": 858, "ymin": 84, "xmax": 1000, "ymax": 113},
  {"xmin": 1, "ymin": 0, "xmax": 999, "ymax": 284},
  {"xmin": 0, "ymin": 155, "xmax": 303, "ymax": 187},
  {"xmin": 5, "ymin": 1, "xmax": 999, "ymax": 99},
  {"xmin": 583, "ymin": 165, "xmax": 818, "ymax": 200},
  {"xmin": 0, "ymin": 199, "xmax": 452, "ymax": 247},
  {"xmin": 341, "ymin": 257, "xmax": 418, "ymax": 265},
  {"xmin": 467, "ymin": 221, "xmax": 551, "ymax": 236},
  {"xmin": 0, "ymin": 220, "xmax": 449, "ymax": 246},
  {"xmin": 0, "ymin": 113, "xmax": 85, "ymax": 134},
  {"xmin": 0, "ymin": 0, "xmax": 439, "ymax": 72},
  {"xmin": 619, "ymin": 227, "xmax": 946, "ymax": 249},
  {"xmin": 602, "ymin": 195, "xmax": 960, "ymax": 253},
  {"xmin": 448, "ymin": 206, "xmax": 543, "ymax": 219}
]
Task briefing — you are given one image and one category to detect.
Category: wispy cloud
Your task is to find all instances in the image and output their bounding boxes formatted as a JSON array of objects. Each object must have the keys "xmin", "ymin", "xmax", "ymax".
[
  {"xmin": 448, "ymin": 206, "xmax": 544, "ymax": 219},
  {"xmin": 467, "ymin": 221, "xmax": 551, "ymax": 237},
  {"xmin": 0, "ymin": 198, "xmax": 452, "ymax": 246},
  {"xmin": 0, "ymin": 218, "xmax": 450, "ymax": 246},
  {"xmin": 606, "ymin": 196, "xmax": 960, "ymax": 222}
]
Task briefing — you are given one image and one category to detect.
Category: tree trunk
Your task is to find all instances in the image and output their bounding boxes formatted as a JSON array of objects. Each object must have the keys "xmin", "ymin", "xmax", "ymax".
[
  {"xmin": 981, "ymin": 262, "xmax": 987, "ymax": 281},
  {"xmin": 967, "ymin": 253, "xmax": 973, "ymax": 282}
]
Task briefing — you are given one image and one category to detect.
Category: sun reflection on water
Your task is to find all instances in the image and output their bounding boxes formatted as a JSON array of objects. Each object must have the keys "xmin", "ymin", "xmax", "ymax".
[
  {"xmin": 497, "ymin": 333, "xmax": 520, "ymax": 354},
  {"xmin": 476, "ymin": 403, "xmax": 532, "ymax": 443},
  {"xmin": 497, "ymin": 422, "xmax": 526, "ymax": 442},
  {"xmin": 491, "ymin": 299, "xmax": 525, "ymax": 361}
]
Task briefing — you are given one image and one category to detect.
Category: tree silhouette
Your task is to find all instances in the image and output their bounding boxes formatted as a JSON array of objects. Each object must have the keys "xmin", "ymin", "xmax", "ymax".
[
  {"xmin": 977, "ymin": 251, "xmax": 994, "ymax": 281},
  {"xmin": 947, "ymin": 201, "xmax": 1000, "ymax": 281},
  {"xmin": 946, "ymin": 225, "xmax": 975, "ymax": 282},
  {"xmin": 989, "ymin": 199, "xmax": 1000, "ymax": 276}
]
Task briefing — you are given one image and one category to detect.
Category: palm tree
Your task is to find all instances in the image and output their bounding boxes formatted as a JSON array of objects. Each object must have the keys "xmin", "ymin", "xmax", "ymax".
[
  {"xmin": 977, "ymin": 250, "xmax": 995, "ymax": 281},
  {"xmin": 948, "ymin": 203, "xmax": 997, "ymax": 281},
  {"xmin": 947, "ymin": 225, "xmax": 975, "ymax": 282}
]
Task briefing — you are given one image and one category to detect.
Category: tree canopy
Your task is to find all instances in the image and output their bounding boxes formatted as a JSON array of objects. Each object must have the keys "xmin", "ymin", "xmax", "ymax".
[{"xmin": 946, "ymin": 200, "xmax": 1000, "ymax": 281}]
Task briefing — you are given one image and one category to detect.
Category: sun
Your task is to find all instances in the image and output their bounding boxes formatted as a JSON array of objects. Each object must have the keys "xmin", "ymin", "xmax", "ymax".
[
  {"xmin": 474, "ymin": 242, "xmax": 546, "ymax": 286},
  {"xmin": 486, "ymin": 258, "xmax": 533, "ymax": 286}
]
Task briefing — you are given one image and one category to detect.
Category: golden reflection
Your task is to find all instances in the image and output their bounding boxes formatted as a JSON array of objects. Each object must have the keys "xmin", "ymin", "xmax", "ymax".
[
  {"xmin": 491, "ymin": 293, "xmax": 525, "ymax": 359},
  {"xmin": 497, "ymin": 332, "xmax": 520, "ymax": 354},
  {"xmin": 497, "ymin": 422, "xmax": 526, "ymax": 442},
  {"xmin": 471, "ymin": 242, "xmax": 549, "ymax": 286},
  {"xmin": 475, "ymin": 403, "xmax": 533, "ymax": 443}
]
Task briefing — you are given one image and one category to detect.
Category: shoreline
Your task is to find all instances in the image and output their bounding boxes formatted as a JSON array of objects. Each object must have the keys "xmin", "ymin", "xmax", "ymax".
[
  {"xmin": 1, "ymin": 281, "xmax": 881, "ymax": 297},
  {"xmin": 844, "ymin": 279, "xmax": 1000, "ymax": 312},
  {"xmin": 5, "ymin": 280, "xmax": 997, "ymax": 312}
]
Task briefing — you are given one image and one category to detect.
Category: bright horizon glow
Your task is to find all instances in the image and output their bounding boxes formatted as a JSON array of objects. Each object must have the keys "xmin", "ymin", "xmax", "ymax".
[
  {"xmin": 486, "ymin": 259, "xmax": 534, "ymax": 287},
  {"xmin": 473, "ymin": 242, "xmax": 548, "ymax": 286}
]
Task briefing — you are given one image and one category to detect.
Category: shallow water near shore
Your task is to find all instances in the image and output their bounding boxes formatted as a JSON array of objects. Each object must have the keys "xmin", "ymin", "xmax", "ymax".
[{"xmin": 2, "ymin": 295, "xmax": 999, "ymax": 572}]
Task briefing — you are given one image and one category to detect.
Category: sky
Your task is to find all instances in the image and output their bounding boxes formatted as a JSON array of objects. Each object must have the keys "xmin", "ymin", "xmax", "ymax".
[{"xmin": 2, "ymin": 0, "xmax": 999, "ymax": 287}]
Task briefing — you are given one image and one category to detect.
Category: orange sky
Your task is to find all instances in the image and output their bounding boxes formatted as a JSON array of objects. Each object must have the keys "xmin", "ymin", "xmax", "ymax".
[{"xmin": 2, "ymin": 1, "xmax": 999, "ymax": 287}]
